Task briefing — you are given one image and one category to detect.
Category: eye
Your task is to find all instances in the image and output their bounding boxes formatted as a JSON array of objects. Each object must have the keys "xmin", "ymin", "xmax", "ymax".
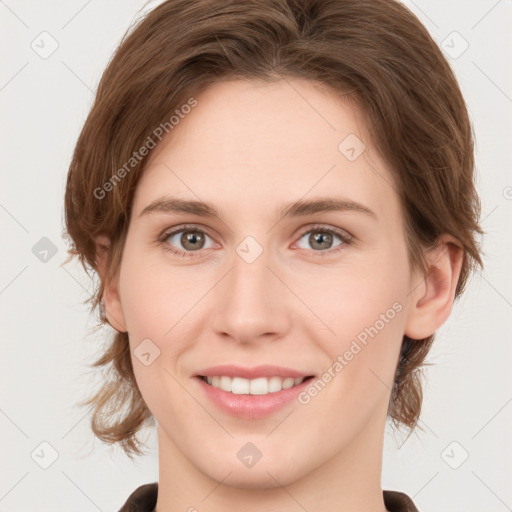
[
  {"xmin": 159, "ymin": 224, "xmax": 352, "ymax": 259},
  {"xmin": 295, "ymin": 225, "xmax": 351, "ymax": 256},
  {"xmin": 160, "ymin": 225, "xmax": 216, "ymax": 257}
]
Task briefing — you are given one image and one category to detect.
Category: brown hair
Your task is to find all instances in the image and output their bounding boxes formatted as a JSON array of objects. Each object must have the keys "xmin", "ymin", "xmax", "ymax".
[{"xmin": 63, "ymin": 0, "xmax": 483, "ymax": 457}]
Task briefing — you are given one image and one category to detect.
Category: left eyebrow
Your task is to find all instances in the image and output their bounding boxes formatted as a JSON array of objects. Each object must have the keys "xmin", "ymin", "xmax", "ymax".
[
  {"xmin": 138, "ymin": 195, "xmax": 377, "ymax": 221},
  {"xmin": 278, "ymin": 197, "xmax": 376, "ymax": 221}
]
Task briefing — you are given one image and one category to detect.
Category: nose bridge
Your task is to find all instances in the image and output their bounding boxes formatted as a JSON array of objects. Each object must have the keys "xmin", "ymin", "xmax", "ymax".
[{"xmin": 211, "ymin": 240, "xmax": 290, "ymax": 342}]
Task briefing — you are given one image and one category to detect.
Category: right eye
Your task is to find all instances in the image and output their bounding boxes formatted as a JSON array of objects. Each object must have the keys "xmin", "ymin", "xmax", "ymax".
[{"xmin": 160, "ymin": 225, "xmax": 217, "ymax": 257}]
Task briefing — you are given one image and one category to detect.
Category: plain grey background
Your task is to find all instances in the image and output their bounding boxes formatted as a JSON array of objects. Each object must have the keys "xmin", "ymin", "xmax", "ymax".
[{"xmin": 1, "ymin": 1, "xmax": 511, "ymax": 510}]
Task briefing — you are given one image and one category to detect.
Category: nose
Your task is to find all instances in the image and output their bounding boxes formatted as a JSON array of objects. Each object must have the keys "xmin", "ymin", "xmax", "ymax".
[{"xmin": 211, "ymin": 245, "xmax": 292, "ymax": 345}]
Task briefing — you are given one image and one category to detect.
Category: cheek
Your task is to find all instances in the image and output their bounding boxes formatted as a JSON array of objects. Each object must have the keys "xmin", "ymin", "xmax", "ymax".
[
  {"xmin": 306, "ymin": 251, "xmax": 409, "ymax": 336},
  {"xmin": 119, "ymin": 259, "xmax": 195, "ymax": 412},
  {"xmin": 310, "ymin": 250, "xmax": 410, "ymax": 389},
  {"xmin": 118, "ymin": 250, "xmax": 209, "ymax": 399},
  {"xmin": 119, "ymin": 248, "xmax": 200, "ymax": 336}
]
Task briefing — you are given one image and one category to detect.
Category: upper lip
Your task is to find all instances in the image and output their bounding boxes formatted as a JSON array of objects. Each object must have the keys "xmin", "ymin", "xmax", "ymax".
[{"xmin": 195, "ymin": 365, "xmax": 314, "ymax": 380}]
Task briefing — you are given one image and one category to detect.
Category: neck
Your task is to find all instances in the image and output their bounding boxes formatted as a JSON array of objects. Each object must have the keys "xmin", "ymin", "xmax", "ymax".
[{"xmin": 155, "ymin": 408, "xmax": 389, "ymax": 512}]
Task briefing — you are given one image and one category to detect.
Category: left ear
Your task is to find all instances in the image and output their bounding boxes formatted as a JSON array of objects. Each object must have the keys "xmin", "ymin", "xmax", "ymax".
[{"xmin": 404, "ymin": 235, "xmax": 464, "ymax": 340}]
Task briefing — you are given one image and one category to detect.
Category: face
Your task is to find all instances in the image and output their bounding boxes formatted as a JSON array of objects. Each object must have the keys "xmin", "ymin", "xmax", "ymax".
[{"xmin": 108, "ymin": 79, "xmax": 420, "ymax": 488}]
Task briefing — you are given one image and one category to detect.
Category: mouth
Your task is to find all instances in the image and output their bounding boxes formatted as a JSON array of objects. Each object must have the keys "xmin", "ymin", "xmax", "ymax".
[
  {"xmin": 197, "ymin": 375, "xmax": 315, "ymax": 395},
  {"xmin": 194, "ymin": 371, "xmax": 316, "ymax": 419}
]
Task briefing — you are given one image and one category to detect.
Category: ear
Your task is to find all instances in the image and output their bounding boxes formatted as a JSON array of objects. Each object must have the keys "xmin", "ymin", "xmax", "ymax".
[
  {"xmin": 404, "ymin": 236, "xmax": 464, "ymax": 340},
  {"xmin": 95, "ymin": 235, "xmax": 127, "ymax": 333}
]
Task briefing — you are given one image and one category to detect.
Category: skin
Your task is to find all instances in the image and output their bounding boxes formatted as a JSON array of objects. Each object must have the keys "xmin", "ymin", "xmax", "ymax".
[{"xmin": 97, "ymin": 79, "xmax": 463, "ymax": 512}]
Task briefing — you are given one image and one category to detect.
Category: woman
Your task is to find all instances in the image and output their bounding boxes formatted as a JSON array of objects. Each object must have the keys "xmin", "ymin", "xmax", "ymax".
[{"xmin": 63, "ymin": 0, "xmax": 482, "ymax": 510}]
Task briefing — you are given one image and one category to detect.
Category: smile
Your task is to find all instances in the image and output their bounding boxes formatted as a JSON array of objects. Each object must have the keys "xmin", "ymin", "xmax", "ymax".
[
  {"xmin": 200, "ymin": 375, "xmax": 312, "ymax": 395},
  {"xmin": 196, "ymin": 374, "xmax": 315, "ymax": 419}
]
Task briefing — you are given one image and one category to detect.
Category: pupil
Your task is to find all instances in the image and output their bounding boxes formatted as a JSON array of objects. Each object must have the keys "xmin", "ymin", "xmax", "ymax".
[
  {"xmin": 182, "ymin": 231, "xmax": 203, "ymax": 250},
  {"xmin": 311, "ymin": 231, "xmax": 332, "ymax": 249}
]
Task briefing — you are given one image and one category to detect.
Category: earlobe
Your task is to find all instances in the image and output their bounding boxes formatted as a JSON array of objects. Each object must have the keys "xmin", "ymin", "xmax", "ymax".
[
  {"xmin": 94, "ymin": 235, "xmax": 128, "ymax": 333},
  {"xmin": 404, "ymin": 236, "xmax": 464, "ymax": 340}
]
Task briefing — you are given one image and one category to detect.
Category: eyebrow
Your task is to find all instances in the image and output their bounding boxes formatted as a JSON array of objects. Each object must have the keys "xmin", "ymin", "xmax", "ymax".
[{"xmin": 138, "ymin": 195, "xmax": 376, "ymax": 221}]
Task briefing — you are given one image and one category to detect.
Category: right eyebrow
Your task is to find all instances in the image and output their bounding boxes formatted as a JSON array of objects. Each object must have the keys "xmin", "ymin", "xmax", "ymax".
[{"xmin": 139, "ymin": 196, "xmax": 221, "ymax": 218}]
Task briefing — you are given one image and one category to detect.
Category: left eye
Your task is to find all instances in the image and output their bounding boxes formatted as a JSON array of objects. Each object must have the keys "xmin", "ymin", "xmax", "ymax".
[{"xmin": 296, "ymin": 227, "xmax": 348, "ymax": 252}]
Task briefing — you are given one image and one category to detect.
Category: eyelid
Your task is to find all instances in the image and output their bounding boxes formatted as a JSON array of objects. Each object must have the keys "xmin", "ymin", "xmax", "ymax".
[
  {"xmin": 294, "ymin": 223, "xmax": 353, "ymax": 244},
  {"xmin": 160, "ymin": 223, "xmax": 216, "ymax": 240}
]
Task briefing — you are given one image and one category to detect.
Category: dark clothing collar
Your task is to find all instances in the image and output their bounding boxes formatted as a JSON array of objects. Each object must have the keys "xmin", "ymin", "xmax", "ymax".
[{"xmin": 118, "ymin": 482, "xmax": 420, "ymax": 511}]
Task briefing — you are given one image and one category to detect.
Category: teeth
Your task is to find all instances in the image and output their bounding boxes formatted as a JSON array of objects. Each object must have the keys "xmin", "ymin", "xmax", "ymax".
[{"xmin": 203, "ymin": 375, "xmax": 305, "ymax": 394}]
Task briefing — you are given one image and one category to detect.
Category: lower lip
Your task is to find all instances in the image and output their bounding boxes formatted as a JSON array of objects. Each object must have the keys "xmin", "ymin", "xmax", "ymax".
[{"xmin": 195, "ymin": 376, "xmax": 313, "ymax": 419}]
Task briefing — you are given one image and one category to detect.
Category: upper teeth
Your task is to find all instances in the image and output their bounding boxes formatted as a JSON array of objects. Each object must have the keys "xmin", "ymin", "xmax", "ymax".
[{"xmin": 205, "ymin": 376, "xmax": 305, "ymax": 395}]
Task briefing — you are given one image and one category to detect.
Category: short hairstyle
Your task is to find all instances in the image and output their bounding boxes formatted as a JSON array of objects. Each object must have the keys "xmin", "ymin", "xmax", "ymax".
[{"xmin": 63, "ymin": 0, "xmax": 483, "ymax": 457}]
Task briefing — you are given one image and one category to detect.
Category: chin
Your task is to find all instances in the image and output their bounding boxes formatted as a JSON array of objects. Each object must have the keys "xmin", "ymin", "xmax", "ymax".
[
  {"xmin": 215, "ymin": 466, "xmax": 295, "ymax": 490},
  {"xmin": 198, "ymin": 451, "xmax": 310, "ymax": 490}
]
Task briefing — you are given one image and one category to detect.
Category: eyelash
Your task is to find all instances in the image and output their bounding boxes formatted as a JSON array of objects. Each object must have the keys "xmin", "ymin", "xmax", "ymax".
[{"xmin": 159, "ymin": 224, "xmax": 352, "ymax": 259}]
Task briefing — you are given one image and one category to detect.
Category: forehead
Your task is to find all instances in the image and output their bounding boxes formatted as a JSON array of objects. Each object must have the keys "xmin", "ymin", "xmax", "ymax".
[
  {"xmin": 146, "ymin": 78, "xmax": 369, "ymax": 169},
  {"xmin": 132, "ymin": 79, "xmax": 400, "ymax": 226}
]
